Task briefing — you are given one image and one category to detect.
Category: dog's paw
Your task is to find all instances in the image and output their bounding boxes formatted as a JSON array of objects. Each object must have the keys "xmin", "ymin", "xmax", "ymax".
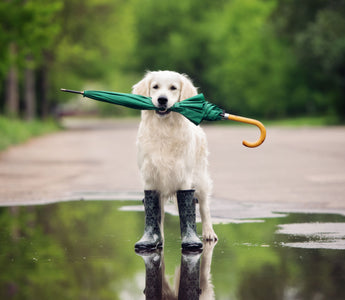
[
  {"xmin": 202, "ymin": 226, "xmax": 218, "ymax": 241},
  {"xmin": 203, "ymin": 238, "xmax": 217, "ymax": 255}
]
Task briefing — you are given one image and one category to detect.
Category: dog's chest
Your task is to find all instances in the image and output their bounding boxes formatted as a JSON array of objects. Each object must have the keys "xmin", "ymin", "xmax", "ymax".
[
  {"xmin": 139, "ymin": 126, "xmax": 193, "ymax": 165},
  {"xmin": 147, "ymin": 133, "xmax": 189, "ymax": 158},
  {"xmin": 139, "ymin": 132, "xmax": 194, "ymax": 189}
]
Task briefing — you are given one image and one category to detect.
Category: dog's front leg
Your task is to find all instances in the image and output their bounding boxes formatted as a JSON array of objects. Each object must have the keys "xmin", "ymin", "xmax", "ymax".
[
  {"xmin": 198, "ymin": 197, "xmax": 218, "ymax": 241},
  {"xmin": 135, "ymin": 190, "xmax": 163, "ymax": 251},
  {"xmin": 159, "ymin": 195, "xmax": 166, "ymax": 240},
  {"xmin": 200, "ymin": 240, "xmax": 217, "ymax": 300}
]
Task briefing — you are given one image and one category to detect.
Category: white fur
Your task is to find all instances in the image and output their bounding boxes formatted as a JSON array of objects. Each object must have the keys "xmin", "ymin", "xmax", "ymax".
[{"xmin": 132, "ymin": 70, "xmax": 217, "ymax": 241}]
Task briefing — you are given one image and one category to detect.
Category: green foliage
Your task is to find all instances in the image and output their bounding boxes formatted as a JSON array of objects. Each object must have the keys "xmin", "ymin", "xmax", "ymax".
[
  {"xmin": 1, "ymin": 0, "xmax": 344, "ymax": 121},
  {"xmin": 0, "ymin": 0, "xmax": 63, "ymax": 72},
  {"xmin": 52, "ymin": 0, "xmax": 138, "ymax": 92},
  {"xmin": 204, "ymin": 0, "xmax": 295, "ymax": 118},
  {"xmin": 132, "ymin": 0, "xmax": 345, "ymax": 120},
  {"xmin": 271, "ymin": 0, "xmax": 345, "ymax": 119},
  {"xmin": 0, "ymin": 116, "xmax": 60, "ymax": 151}
]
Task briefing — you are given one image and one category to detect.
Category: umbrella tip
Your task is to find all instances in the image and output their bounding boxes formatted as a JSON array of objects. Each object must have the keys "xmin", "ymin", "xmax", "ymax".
[{"xmin": 60, "ymin": 89, "xmax": 83, "ymax": 95}]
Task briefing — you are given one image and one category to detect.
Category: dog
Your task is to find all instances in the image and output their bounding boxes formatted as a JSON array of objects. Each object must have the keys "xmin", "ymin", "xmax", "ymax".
[{"xmin": 132, "ymin": 70, "xmax": 217, "ymax": 241}]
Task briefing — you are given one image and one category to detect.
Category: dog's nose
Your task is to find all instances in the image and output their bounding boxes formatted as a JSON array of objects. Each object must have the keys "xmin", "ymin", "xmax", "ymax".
[{"xmin": 158, "ymin": 96, "xmax": 168, "ymax": 106}]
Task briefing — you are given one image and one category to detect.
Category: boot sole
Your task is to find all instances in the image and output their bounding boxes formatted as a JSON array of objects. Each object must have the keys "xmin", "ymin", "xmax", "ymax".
[
  {"xmin": 181, "ymin": 243, "xmax": 203, "ymax": 252},
  {"xmin": 134, "ymin": 242, "xmax": 163, "ymax": 252}
]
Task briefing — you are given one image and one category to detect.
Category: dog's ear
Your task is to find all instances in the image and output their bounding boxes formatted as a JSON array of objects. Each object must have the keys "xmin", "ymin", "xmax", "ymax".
[
  {"xmin": 180, "ymin": 74, "xmax": 198, "ymax": 101},
  {"xmin": 132, "ymin": 73, "xmax": 151, "ymax": 96}
]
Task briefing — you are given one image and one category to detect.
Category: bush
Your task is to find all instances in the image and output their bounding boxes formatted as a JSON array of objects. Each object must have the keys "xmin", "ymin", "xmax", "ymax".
[{"xmin": 0, "ymin": 117, "xmax": 60, "ymax": 151}]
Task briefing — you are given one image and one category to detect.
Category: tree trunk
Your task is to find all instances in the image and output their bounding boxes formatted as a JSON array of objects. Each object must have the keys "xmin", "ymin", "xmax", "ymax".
[
  {"xmin": 39, "ymin": 65, "xmax": 49, "ymax": 119},
  {"xmin": 5, "ymin": 44, "xmax": 20, "ymax": 117},
  {"xmin": 24, "ymin": 56, "xmax": 36, "ymax": 120},
  {"xmin": 38, "ymin": 52, "xmax": 52, "ymax": 120},
  {"xmin": 5, "ymin": 66, "xmax": 19, "ymax": 117}
]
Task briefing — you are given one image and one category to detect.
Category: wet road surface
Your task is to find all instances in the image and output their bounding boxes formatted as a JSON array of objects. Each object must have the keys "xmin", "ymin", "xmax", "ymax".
[
  {"xmin": 1, "ymin": 119, "xmax": 345, "ymax": 299},
  {"xmin": 0, "ymin": 119, "xmax": 344, "ymax": 214}
]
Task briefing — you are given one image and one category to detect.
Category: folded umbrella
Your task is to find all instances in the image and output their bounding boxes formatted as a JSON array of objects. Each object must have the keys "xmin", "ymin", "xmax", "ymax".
[{"xmin": 61, "ymin": 89, "xmax": 266, "ymax": 148}]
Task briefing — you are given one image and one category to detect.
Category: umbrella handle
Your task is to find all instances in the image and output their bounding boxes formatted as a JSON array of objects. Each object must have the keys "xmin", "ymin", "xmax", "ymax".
[{"xmin": 223, "ymin": 113, "xmax": 266, "ymax": 148}]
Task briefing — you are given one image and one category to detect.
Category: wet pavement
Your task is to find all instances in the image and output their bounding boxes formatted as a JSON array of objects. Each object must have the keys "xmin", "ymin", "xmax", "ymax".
[
  {"xmin": 0, "ymin": 119, "xmax": 345, "ymax": 211},
  {"xmin": 0, "ymin": 200, "xmax": 345, "ymax": 300},
  {"xmin": 1, "ymin": 120, "xmax": 345, "ymax": 299}
]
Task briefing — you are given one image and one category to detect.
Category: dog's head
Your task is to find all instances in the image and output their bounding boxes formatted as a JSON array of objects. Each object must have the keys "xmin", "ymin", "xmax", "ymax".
[{"xmin": 132, "ymin": 71, "xmax": 198, "ymax": 118}]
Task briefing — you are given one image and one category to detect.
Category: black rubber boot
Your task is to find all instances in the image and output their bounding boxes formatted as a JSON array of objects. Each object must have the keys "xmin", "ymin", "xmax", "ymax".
[
  {"xmin": 136, "ymin": 250, "xmax": 162, "ymax": 300},
  {"xmin": 177, "ymin": 190, "xmax": 203, "ymax": 251},
  {"xmin": 135, "ymin": 190, "xmax": 163, "ymax": 251}
]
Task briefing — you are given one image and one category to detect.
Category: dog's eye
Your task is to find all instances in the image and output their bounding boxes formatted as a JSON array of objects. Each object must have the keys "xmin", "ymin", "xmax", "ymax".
[
  {"xmin": 152, "ymin": 84, "xmax": 159, "ymax": 89},
  {"xmin": 170, "ymin": 85, "xmax": 177, "ymax": 91}
]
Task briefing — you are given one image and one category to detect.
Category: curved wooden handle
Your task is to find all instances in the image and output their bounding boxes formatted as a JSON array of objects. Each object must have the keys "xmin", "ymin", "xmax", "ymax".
[{"xmin": 224, "ymin": 113, "xmax": 266, "ymax": 148}]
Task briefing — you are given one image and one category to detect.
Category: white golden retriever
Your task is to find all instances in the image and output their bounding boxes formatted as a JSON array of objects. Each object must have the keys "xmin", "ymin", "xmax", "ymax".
[{"xmin": 132, "ymin": 70, "xmax": 217, "ymax": 241}]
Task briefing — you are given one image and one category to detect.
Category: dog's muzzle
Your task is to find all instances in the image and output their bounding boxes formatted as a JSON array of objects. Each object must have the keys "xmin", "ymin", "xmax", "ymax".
[{"xmin": 156, "ymin": 96, "xmax": 171, "ymax": 116}]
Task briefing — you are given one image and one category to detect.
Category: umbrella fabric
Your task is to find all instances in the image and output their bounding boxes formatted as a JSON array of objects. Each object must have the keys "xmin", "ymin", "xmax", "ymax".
[
  {"xmin": 170, "ymin": 94, "xmax": 223, "ymax": 124},
  {"xmin": 83, "ymin": 90, "xmax": 223, "ymax": 125},
  {"xmin": 83, "ymin": 90, "xmax": 156, "ymax": 111}
]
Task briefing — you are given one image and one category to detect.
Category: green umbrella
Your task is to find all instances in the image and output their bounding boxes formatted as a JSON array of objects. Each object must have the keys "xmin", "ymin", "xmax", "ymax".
[
  {"xmin": 171, "ymin": 94, "xmax": 223, "ymax": 124},
  {"xmin": 61, "ymin": 89, "xmax": 223, "ymax": 125},
  {"xmin": 84, "ymin": 90, "xmax": 157, "ymax": 111},
  {"xmin": 60, "ymin": 89, "xmax": 266, "ymax": 147}
]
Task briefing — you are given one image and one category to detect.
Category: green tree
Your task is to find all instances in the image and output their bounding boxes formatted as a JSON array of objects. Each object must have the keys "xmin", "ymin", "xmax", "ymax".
[
  {"xmin": 52, "ymin": 0, "xmax": 138, "ymax": 117},
  {"xmin": 205, "ymin": 0, "xmax": 296, "ymax": 118},
  {"xmin": 2, "ymin": 0, "xmax": 344, "ymax": 121},
  {"xmin": 1, "ymin": 0, "xmax": 137, "ymax": 119},
  {"xmin": 272, "ymin": 0, "xmax": 345, "ymax": 119},
  {"xmin": 52, "ymin": 0, "xmax": 137, "ymax": 87},
  {"xmin": 132, "ymin": 0, "xmax": 224, "ymax": 88},
  {"xmin": 0, "ymin": 0, "xmax": 62, "ymax": 118},
  {"xmin": 132, "ymin": 0, "xmax": 302, "ymax": 118}
]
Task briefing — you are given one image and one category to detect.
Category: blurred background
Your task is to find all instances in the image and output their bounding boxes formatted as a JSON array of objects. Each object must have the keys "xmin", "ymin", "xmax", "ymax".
[{"xmin": 1, "ymin": 0, "xmax": 345, "ymax": 147}]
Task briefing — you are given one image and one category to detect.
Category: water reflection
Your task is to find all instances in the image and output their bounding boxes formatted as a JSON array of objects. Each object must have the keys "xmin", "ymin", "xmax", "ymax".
[
  {"xmin": 137, "ymin": 250, "xmax": 163, "ymax": 299},
  {"xmin": 136, "ymin": 242, "xmax": 216, "ymax": 300},
  {"xmin": 0, "ymin": 201, "xmax": 345, "ymax": 299}
]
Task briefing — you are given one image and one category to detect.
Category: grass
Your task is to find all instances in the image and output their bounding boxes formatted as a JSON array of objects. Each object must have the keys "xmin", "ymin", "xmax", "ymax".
[
  {"xmin": 214, "ymin": 115, "xmax": 342, "ymax": 127},
  {"xmin": 0, "ymin": 116, "xmax": 61, "ymax": 152},
  {"xmin": 262, "ymin": 115, "xmax": 341, "ymax": 127}
]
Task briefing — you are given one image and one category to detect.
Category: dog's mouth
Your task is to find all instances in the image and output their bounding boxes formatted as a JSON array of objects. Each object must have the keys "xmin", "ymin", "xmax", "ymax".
[{"xmin": 156, "ymin": 108, "xmax": 171, "ymax": 116}]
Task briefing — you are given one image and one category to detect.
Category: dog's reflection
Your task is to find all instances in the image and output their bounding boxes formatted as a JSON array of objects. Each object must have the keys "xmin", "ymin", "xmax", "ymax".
[{"xmin": 136, "ymin": 242, "xmax": 216, "ymax": 300}]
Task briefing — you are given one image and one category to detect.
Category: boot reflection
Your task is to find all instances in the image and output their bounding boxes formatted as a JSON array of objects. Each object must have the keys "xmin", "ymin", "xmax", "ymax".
[
  {"xmin": 136, "ymin": 241, "xmax": 216, "ymax": 300},
  {"xmin": 136, "ymin": 250, "xmax": 163, "ymax": 300},
  {"xmin": 178, "ymin": 251, "xmax": 202, "ymax": 300}
]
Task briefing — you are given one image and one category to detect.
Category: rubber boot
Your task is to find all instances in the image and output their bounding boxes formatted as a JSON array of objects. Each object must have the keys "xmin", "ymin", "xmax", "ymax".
[
  {"xmin": 177, "ymin": 190, "xmax": 203, "ymax": 251},
  {"xmin": 136, "ymin": 250, "xmax": 162, "ymax": 300},
  {"xmin": 135, "ymin": 190, "xmax": 163, "ymax": 251}
]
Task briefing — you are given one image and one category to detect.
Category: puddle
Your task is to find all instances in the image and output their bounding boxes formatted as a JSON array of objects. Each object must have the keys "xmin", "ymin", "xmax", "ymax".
[{"xmin": 0, "ymin": 201, "xmax": 345, "ymax": 299}]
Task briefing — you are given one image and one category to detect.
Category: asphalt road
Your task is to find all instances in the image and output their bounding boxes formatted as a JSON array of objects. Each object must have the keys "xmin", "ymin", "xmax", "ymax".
[{"xmin": 1, "ymin": 118, "xmax": 345, "ymax": 220}]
